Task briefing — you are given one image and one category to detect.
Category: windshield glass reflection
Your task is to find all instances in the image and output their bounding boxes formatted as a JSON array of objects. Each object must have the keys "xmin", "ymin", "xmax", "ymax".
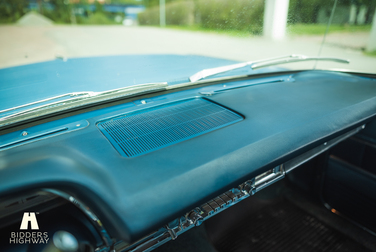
[{"xmin": 0, "ymin": 0, "xmax": 375, "ymax": 73}]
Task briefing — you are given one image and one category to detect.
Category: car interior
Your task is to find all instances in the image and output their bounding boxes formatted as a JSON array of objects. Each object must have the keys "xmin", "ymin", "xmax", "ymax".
[{"xmin": 1, "ymin": 69, "xmax": 376, "ymax": 252}]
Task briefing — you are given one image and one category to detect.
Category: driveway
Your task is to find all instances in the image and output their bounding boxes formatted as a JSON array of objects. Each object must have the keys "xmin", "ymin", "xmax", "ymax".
[{"xmin": 0, "ymin": 25, "xmax": 375, "ymax": 73}]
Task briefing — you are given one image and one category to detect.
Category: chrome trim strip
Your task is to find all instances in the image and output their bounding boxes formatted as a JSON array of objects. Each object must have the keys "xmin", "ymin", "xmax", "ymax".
[
  {"xmin": 199, "ymin": 76, "xmax": 291, "ymax": 96},
  {"xmin": 254, "ymin": 165, "xmax": 285, "ymax": 192},
  {"xmin": 189, "ymin": 54, "xmax": 349, "ymax": 82},
  {"xmin": 0, "ymin": 127, "xmax": 68, "ymax": 149},
  {"xmin": 283, "ymin": 125, "xmax": 365, "ymax": 173},
  {"xmin": 0, "ymin": 120, "xmax": 89, "ymax": 151},
  {"xmin": 0, "ymin": 83, "xmax": 168, "ymax": 127},
  {"xmin": 118, "ymin": 165, "xmax": 285, "ymax": 252},
  {"xmin": 0, "ymin": 92, "xmax": 95, "ymax": 115},
  {"xmin": 252, "ymin": 56, "xmax": 349, "ymax": 70},
  {"xmin": 168, "ymin": 74, "xmax": 251, "ymax": 90},
  {"xmin": 189, "ymin": 55, "xmax": 295, "ymax": 82}
]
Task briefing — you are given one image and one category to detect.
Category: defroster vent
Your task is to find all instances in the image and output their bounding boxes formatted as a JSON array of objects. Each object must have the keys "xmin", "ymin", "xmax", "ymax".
[{"xmin": 97, "ymin": 98, "xmax": 243, "ymax": 157}]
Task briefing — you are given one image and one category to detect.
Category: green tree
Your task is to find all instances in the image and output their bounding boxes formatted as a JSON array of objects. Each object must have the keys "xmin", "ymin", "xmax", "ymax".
[
  {"xmin": 0, "ymin": 0, "xmax": 28, "ymax": 23},
  {"xmin": 43, "ymin": 0, "xmax": 72, "ymax": 23},
  {"xmin": 111, "ymin": 0, "xmax": 146, "ymax": 4}
]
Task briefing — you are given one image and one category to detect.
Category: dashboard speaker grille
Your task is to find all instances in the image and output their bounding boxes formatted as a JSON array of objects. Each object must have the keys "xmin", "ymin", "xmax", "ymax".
[{"xmin": 97, "ymin": 98, "xmax": 243, "ymax": 157}]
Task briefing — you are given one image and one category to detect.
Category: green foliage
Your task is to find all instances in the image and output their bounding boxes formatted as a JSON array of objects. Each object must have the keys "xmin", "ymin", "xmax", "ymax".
[
  {"xmin": 287, "ymin": 23, "xmax": 371, "ymax": 35},
  {"xmin": 144, "ymin": 0, "xmax": 179, "ymax": 8},
  {"xmin": 0, "ymin": 0, "xmax": 28, "ymax": 23},
  {"xmin": 364, "ymin": 50, "xmax": 376, "ymax": 57},
  {"xmin": 195, "ymin": 0, "xmax": 264, "ymax": 34},
  {"xmin": 78, "ymin": 12, "xmax": 117, "ymax": 25},
  {"xmin": 288, "ymin": 0, "xmax": 376, "ymax": 24},
  {"xmin": 0, "ymin": 0, "xmax": 119, "ymax": 24},
  {"xmin": 288, "ymin": 0, "xmax": 328, "ymax": 24},
  {"xmin": 94, "ymin": 0, "xmax": 104, "ymax": 13},
  {"xmin": 167, "ymin": 1, "xmax": 194, "ymax": 25},
  {"xmin": 111, "ymin": 0, "xmax": 147, "ymax": 4},
  {"xmin": 42, "ymin": 0, "xmax": 72, "ymax": 23},
  {"xmin": 139, "ymin": 0, "xmax": 194, "ymax": 26},
  {"xmin": 139, "ymin": 0, "xmax": 264, "ymax": 35},
  {"xmin": 138, "ymin": 5, "xmax": 159, "ymax": 25},
  {"xmin": 44, "ymin": 0, "xmax": 117, "ymax": 25},
  {"xmin": 166, "ymin": 24, "xmax": 255, "ymax": 37}
]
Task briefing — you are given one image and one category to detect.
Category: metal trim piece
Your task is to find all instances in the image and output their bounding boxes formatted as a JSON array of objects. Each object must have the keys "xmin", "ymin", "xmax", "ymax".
[
  {"xmin": 199, "ymin": 76, "xmax": 292, "ymax": 96},
  {"xmin": 0, "ymin": 127, "xmax": 68, "ymax": 149},
  {"xmin": 283, "ymin": 125, "xmax": 365, "ymax": 173},
  {"xmin": 189, "ymin": 54, "xmax": 349, "ymax": 82},
  {"xmin": 0, "ymin": 120, "xmax": 89, "ymax": 151},
  {"xmin": 253, "ymin": 165, "xmax": 285, "ymax": 192},
  {"xmin": 118, "ymin": 165, "xmax": 285, "ymax": 252},
  {"xmin": 0, "ymin": 83, "xmax": 168, "ymax": 127},
  {"xmin": 252, "ymin": 56, "xmax": 349, "ymax": 70}
]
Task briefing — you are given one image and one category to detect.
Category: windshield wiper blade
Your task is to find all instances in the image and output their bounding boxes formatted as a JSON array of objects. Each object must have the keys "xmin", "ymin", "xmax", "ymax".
[
  {"xmin": 189, "ymin": 54, "xmax": 349, "ymax": 82},
  {"xmin": 0, "ymin": 91, "xmax": 96, "ymax": 116},
  {"xmin": 0, "ymin": 82, "xmax": 168, "ymax": 127}
]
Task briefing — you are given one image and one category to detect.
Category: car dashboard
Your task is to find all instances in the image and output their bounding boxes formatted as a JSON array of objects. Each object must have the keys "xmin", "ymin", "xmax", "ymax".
[{"xmin": 1, "ymin": 70, "xmax": 376, "ymax": 252}]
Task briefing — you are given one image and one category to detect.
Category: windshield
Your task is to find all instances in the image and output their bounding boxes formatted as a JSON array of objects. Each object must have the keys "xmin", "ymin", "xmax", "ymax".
[{"xmin": 1, "ymin": 0, "xmax": 376, "ymax": 124}]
